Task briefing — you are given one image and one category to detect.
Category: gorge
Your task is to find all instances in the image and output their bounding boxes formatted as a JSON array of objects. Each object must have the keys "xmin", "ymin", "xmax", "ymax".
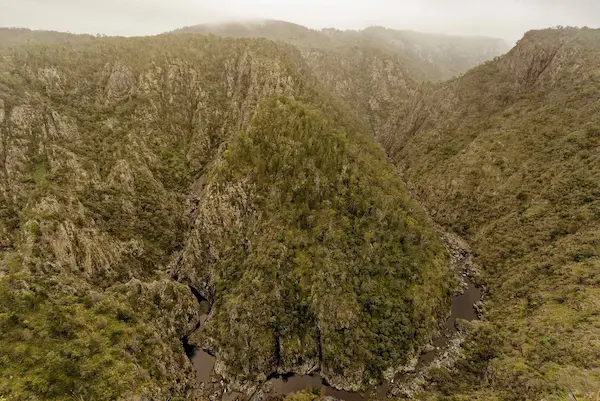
[{"xmin": 0, "ymin": 21, "xmax": 599, "ymax": 401}]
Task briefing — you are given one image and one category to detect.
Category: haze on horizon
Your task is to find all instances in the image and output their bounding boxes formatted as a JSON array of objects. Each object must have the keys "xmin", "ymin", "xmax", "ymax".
[{"xmin": 1, "ymin": 0, "xmax": 599, "ymax": 42}]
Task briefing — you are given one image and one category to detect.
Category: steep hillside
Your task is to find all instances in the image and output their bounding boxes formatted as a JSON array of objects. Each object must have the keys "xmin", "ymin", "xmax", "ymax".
[
  {"xmin": 172, "ymin": 20, "xmax": 509, "ymax": 81},
  {"xmin": 0, "ymin": 34, "xmax": 451, "ymax": 399},
  {"xmin": 381, "ymin": 27, "xmax": 600, "ymax": 400},
  {"xmin": 176, "ymin": 96, "xmax": 450, "ymax": 391},
  {"xmin": 3, "ymin": 22, "xmax": 596, "ymax": 401}
]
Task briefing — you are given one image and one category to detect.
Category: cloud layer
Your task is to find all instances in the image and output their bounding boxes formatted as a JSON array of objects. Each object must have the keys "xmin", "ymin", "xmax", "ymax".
[{"xmin": 2, "ymin": 0, "xmax": 599, "ymax": 40}]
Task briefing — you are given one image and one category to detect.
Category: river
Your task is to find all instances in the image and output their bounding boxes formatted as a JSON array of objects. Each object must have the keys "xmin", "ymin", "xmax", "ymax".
[
  {"xmin": 183, "ymin": 300, "xmax": 216, "ymax": 383},
  {"xmin": 185, "ymin": 281, "xmax": 481, "ymax": 401},
  {"xmin": 266, "ymin": 281, "xmax": 482, "ymax": 400}
]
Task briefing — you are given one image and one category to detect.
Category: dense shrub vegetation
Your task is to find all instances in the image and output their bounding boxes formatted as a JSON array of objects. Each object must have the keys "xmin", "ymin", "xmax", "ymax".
[
  {"xmin": 182, "ymin": 97, "xmax": 450, "ymax": 387},
  {"xmin": 0, "ymin": 32, "xmax": 451, "ymax": 399},
  {"xmin": 382, "ymin": 27, "xmax": 600, "ymax": 400}
]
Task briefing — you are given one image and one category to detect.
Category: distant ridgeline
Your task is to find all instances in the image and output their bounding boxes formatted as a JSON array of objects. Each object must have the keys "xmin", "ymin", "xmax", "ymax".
[{"xmin": 173, "ymin": 20, "xmax": 509, "ymax": 82}]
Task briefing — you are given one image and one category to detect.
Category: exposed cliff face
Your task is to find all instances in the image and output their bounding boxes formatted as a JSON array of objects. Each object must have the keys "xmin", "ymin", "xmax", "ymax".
[
  {"xmin": 497, "ymin": 28, "xmax": 587, "ymax": 88},
  {"xmin": 0, "ymin": 34, "xmax": 451, "ymax": 399},
  {"xmin": 0, "ymin": 35, "xmax": 306, "ymax": 285},
  {"xmin": 377, "ymin": 27, "xmax": 600, "ymax": 400},
  {"xmin": 299, "ymin": 47, "xmax": 414, "ymax": 144}
]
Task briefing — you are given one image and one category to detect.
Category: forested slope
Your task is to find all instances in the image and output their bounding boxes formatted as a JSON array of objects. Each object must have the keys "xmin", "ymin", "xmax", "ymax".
[
  {"xmin": 380, "ymin": 27, "xmax": 600, "ymax": 400},
  {"xmin": 0, "ymin": 34, "xmax": 450, "ymax": 399}
]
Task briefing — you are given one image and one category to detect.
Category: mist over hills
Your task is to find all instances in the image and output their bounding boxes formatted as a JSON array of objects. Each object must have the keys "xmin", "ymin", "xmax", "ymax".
[
  {"xmin": 173, "ymin": 20, "xmax": 509, "ymax": 81},
  {"xmin": 0, "ymin": 20, "xmax": 598, "ymax": 401}
]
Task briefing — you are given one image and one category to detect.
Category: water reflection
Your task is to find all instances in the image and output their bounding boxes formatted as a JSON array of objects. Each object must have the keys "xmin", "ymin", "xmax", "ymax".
[
  {"xmin": 270, "ymin": 374, "xmax": 370, "ymax": 401},
  {"xmin": 419, "ymin": 283, "xmax": 481, "ymax": 365},
  {"xmin": 184, "ymin": 300, "xmax": 215, "ymax": 383},
  {"xmin": 186, "ymin": 284, "xmax": 482, "ymax": 401},
  {"xmin": 449, "ymin": 284, "xmax": 481, "ymax": 326},
  {"xmin": 187, "ymin": 346, "xmax": 216, "ymax": 383}
]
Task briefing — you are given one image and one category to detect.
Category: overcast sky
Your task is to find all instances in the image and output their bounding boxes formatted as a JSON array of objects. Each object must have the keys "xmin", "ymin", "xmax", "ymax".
[{"xmin": 1, "ymin": 0, "xmax": 599, "ymax": 41}]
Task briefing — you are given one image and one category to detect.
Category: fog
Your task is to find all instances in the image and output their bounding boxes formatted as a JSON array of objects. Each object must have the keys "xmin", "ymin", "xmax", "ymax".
[{"xmin": 2, "ymin": 0, "xmax": 599, "ymax": 41}]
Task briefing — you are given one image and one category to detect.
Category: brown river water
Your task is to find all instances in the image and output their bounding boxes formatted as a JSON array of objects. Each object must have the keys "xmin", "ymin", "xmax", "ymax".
[
  {"xmin": 183, "ymin": 300, "xmax": 216, "ymax": 383},
  {"xmin": 186, "ymin": 283, "xmax": 482, "ymax": 400}
]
